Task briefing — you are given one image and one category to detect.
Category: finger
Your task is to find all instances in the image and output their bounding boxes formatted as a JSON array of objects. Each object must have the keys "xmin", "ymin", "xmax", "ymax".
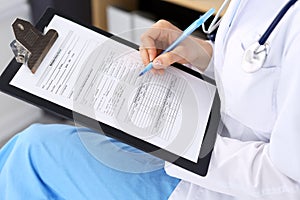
[
  {"xmin": 140, "ymin": 21, "xmax": 177, "ymax": 60},
  {"xmin": 147, "ymin": 48, "xmax": 157, "ymax": 61},
  {"xmin": 139, "ymin": 47, "xmax": 150, "ymax": 66},
  {"xmin": 140, "ymin": 27, "xmax": 161, "ymax": 53},
  {"xmin": 153, "ymin": 50, "xmax": 184, "ymax": 69}
]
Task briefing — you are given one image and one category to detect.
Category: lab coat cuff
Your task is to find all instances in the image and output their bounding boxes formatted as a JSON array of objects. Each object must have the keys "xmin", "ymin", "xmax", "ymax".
[{"xmin": 183, "ymin": 58, "xmax": 215, "ymax": 80}]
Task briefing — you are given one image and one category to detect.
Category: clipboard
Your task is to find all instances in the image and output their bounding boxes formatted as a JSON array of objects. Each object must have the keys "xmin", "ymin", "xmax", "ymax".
[{"xmin": 0, "ymin": 8, "xmax": 220, "ymax": 176}]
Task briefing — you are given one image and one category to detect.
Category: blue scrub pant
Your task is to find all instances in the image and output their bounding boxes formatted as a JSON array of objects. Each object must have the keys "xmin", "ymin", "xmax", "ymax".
[{"xmin": 0, "ymin": 124, "xmax": 180, "ymax": 199}]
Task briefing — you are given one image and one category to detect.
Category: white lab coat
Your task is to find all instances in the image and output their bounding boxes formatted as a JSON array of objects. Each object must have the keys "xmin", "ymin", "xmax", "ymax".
[{"xmin": 166, "ymin": 0, "xmax": 300, "ymax": 199}]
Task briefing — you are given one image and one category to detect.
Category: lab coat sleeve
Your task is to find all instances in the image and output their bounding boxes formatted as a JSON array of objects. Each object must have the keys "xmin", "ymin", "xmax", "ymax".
[
  {"xmin": 165, "ymin": 31, "xmax": 300, "ymax": 200},
  {"xmin": 166, "ymin": 135, "xmax": 300, "ymax": 199},
  {"xmin": 269, "ymin": 25, "xmax": 300, "ymax": 184}
]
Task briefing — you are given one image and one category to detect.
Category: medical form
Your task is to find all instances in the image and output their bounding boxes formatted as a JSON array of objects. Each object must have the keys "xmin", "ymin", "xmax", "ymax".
[{"xmin": 10, "ymin": 15, "xmax": 216, "ymax": 162}]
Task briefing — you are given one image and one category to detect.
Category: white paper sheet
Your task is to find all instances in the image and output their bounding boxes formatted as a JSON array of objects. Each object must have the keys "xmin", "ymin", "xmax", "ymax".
[{"xmin": 10, "ymin": 15, "xmax": 216, "ymax": 162}]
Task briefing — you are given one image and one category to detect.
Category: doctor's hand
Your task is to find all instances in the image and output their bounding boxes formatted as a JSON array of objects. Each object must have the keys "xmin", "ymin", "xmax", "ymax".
[{"xmin": 139, "ymin": 20, "xmax": 213, "ymax": 74}]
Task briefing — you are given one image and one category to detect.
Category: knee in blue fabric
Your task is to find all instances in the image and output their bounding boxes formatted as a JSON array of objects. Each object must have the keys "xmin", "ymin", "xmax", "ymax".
[
  {"xmin": 17, "ymin": 123, "xmax": 80, "ymax": 146},
  {"xmin": 17, "ymin": 123, "xmax": 165, "ymax": 174},
  {"xmin": 0, "ymin": 123, "xmax": 180, "ymax": 199},
  {"xmin": 78, "ymin": 130, "xmax": 166, "ymax": 174}
]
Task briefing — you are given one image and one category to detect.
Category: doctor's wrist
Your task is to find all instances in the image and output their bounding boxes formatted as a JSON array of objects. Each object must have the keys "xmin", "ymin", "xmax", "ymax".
[{"xmin": 188, "ymin": 37, "xmax": 213, "ymax": 72}]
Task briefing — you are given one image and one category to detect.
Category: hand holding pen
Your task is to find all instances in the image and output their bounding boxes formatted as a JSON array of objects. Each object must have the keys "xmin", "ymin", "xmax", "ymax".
[{"xmin": 139, "ymin": 8, "xmax": 215, "ymax": 76}]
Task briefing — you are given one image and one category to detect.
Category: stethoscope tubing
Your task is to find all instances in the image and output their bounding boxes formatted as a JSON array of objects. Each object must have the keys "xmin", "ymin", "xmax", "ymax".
[
  {"xmin": 258, "ymin": 0, "xmax": 298, "ymax": 45},
  {"xmin": 205, "ymin": 0, "xmax": 298, "ymax": 43}
]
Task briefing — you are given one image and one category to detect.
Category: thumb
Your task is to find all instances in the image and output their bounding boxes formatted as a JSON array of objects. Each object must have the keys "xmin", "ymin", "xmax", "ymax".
[{"xmin": 152, "ymin": 51, "xmax": 182, "ymax": 69}]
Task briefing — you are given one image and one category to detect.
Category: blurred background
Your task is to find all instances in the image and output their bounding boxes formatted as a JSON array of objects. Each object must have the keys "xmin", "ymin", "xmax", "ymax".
[{"xmin": 0, "ymin": 0, "xmax": 223, "ymax": 147}]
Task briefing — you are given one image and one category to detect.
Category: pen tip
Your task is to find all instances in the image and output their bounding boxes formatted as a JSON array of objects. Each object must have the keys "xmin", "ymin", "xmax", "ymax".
[{"xmin": 138, "ymin": 72, "xmax": 143, "ymax": 77}]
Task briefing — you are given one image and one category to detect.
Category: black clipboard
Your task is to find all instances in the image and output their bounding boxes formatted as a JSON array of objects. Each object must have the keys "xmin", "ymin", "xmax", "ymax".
[{"xmin": 0, "ymin": 8, "xmax": 220, "ymax": 176}]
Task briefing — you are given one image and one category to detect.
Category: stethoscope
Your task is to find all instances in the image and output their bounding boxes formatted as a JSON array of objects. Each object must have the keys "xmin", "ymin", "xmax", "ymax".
[{"xmin": 202, "ymin": 0, "xmax": 298, "ymax": 73}]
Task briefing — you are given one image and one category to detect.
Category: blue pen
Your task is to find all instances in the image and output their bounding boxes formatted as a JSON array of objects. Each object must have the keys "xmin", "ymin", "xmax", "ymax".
[{"xmin": 139, "ymin": 8, "xmax": 215, "ymax": 76}]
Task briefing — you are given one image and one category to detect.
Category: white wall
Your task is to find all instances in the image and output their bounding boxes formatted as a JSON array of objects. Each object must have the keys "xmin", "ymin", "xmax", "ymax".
[
  {"xmin": 0, "ymin": 0, "xmax": 42, "ymax": 146},
  {"xmin": 107, "ymin": 6, "xmax": 155, "ymax": 45}
]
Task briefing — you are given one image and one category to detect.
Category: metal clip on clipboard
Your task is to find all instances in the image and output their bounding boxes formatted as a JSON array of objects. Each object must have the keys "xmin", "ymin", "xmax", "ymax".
[{"xmin": 10, "ymin": 18, "xmax": 58, "ymax": 73}]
